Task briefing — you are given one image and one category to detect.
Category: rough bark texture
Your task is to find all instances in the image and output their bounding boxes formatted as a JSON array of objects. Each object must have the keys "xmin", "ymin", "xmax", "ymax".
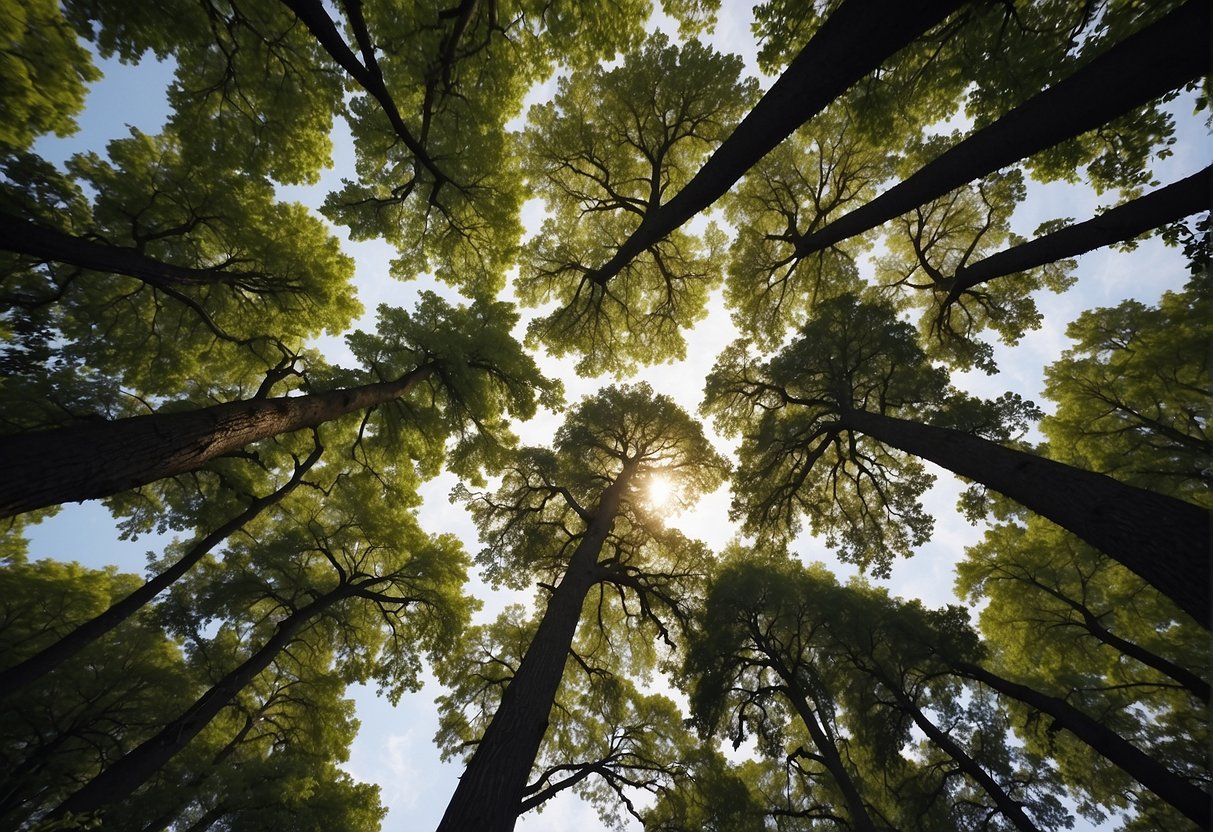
[
  {"xmin": 841, "ymin": 407, "xmax": 1211, "ymax": 627},
  {"xmin": 947, "ymin": 164, "xmax": 1212, "ymax": 302},
  {"xmin": 0, "ymin": 211, "xmax": 273, "ymax": 289},
  {"xmin": 955, "ymin": 661, "xmax": 1211, "ymax": 827},
  {"xmin": 796, "ymin": 0, "xmax": 1208, "ymax": 256},
  {"xmin": 52, "ymin": 590, "xmax": 349, "ymax": 819},
  {"xmin": 0, "ymin": 365, "xmax": 434, "ymax": 519},
  {"xmin": 587, "ymin": 0, "xmax": 965, "ymax": 285},
  {"xmin": 0, "ymin": 442, "xmax": 321, "ymax": 693},
  {"xmin": 888, "ymin": 686, "xmax": 1041, "ymax": 832},
  {"xmin": 436, "ymin": 461, "xmax": 637, "ymax": 832},
  {"xmin": 772, "ymin": 656, "xmax": 878, "ymax": 832}
]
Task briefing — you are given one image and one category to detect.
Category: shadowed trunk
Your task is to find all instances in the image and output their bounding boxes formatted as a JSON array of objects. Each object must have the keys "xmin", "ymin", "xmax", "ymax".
[
  {"xmin": 840, "ymin": 407, "xmax": 1210, "ymax": 627},
  {"xmin": 796, "ymin": 0, "xmax": 1208, "ymax": 256},
  {"xmin": 955, "ymin": 661, "xmax": 1211, "ymax": 827},
  {"xmin": 946, "ymin": 165, "xmax": 1211, "ymax": 303},
  {"xmin": 770, "ymin": 654, "xmax": 878, "ymax": 832},
  {"xmin": 50, "ymin": 587, "xmax": 353, "ymax": 820},
  {"xmin": 0, "ymin": 441, "xmax": 322, "ymax": 693},
  {"xmin": 0, "ymin": 212, "xmax": 279, "ymax": 290},
  {"xmin": 436, "ymin": 460, "xmax": 638, "ymax": 832},
  {"xmin": 0, "ymin": 364, "xmax": 434, "ymax": 519},
  {"xmin": 886, "ymin": 685, "xmax": 1041, "ymax": 832},
  {"xmin": 587, "ymin": 0, "xmax": 966, "ymax": 285}
]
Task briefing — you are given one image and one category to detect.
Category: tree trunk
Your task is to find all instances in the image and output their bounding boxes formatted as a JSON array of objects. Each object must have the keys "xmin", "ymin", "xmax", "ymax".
[
  {"xmin": 954, "ymin": 661, "xmax": 1211, "ymax": 827},
  {"xmin": 436, "ymin": 460, "xmax": 638, "ymax": 832},
  {"xmin": 0, "ymin": 364, "xmax": 434, "ymax": 519},
  {"xmin": 772, "ymin": 657, "xmax": 879, "ymax": 832},
  {"xmin": 587, "ymin": 0, "xmax": 965, "ymax": 285},
  {"xmin": 0, "ymin": 212, "xmax": 269, "ymax": 291},
  {"xmin": 887, "ymin": 685, "xmax": 1040, "ymax": 832},
  {"xmin": 1017, "ymin": 571, "xmax": 1211, "ymax": 702},
  {"xmin": 0, "ymin": 441, "xmax": 320, "ymax": 693},
  {"xmin": 946, "ymin": 165, "xmax": 1211, "ymax": 302},
  {"xmin": 840, "ymin": 407, "xmax": 1211, "ymax": 627},
  {"xmin": 796, "ymin": 0, "xmax": 1208, "ymax": 256},
  {"xmin": 50, "ymin": 589, "xmax": 349, "ymax": 819}
]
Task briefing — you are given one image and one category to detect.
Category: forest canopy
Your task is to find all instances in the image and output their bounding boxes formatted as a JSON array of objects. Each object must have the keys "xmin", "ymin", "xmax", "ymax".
[{"xmin": 0, "ymin": 1, "xmax": 1208, "ymax": 831}]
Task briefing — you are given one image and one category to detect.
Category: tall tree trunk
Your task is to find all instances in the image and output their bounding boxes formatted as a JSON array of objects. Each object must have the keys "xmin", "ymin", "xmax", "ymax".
[
  {"xmin": 0, "ymin": 440, "xmax": 321, "ymax": 693},
  {"xmin": 587, "ymin": 0, "xmax": 966, "ymax": 285},
  {"xmin": 840, "ymin": 407, "xmax": 1210, "ymax": 627},
  {"xmin": 796, "ymin": 0, "xmax": 1208, "ymax": 256},
  {"xmin": 49, "ymin": 589, "xmax": 350, "ymax": 820},
  {"xmin": 0, "ymin": 212, "xmax": 278, "ymax": 290},
  {"xmin": 436, "ymin": 460, "xmax": 638, "ymax": 832},
  {"xmin": 945, "ymin": 165, "xmax": 1211, "ymax": 303},
  {"xmin": 771, "ymin": 656, "xmax": 879, "ymax": 832},
  {"xmin": 0, "ymin": 364, "xmax": 434, "ymax": 519},
  {"xmin": 954, "ymin": 661, "xmax": 1211, "ymax": 827},
  {"xmin": 886, "ymin": 685, "xmax": 1040, "ymax": 832}
]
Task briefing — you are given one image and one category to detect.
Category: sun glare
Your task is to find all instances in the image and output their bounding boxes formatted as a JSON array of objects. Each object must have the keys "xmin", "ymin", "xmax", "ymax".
[{"xmin": 646, "ymin": 473, "xmax": 676, "ymax": 511}]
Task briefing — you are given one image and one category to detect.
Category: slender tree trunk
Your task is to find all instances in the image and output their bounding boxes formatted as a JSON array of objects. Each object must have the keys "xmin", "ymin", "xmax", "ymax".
[
  {"xmin": 49, "ymin": 590, "xmax": 350, "ymax": 819},
  {"xmin": 0, "ymin": 212, "xmax": 269, "ymax": 290},
  {"xmin": 796, "ymin": 0, "xmax": 1208, "ymax": 256},
  {"xmin": 954, "ymin": 661, "xmax": 1211, "ymax": 827},
  {"xmin": 840, "ymin": 407, "xmax": 1211, "ymax": 627},
  {"xmin": 436, "ymin": 460, "xmax": 638, "ymax": 832},
  {"xmin": 1020, "ymin": 573, "xmax": 1211, "ymax": 702},
  {"xmin": 887, "ymin": 686, "xmax": 1040, "ymax": 832},
  {"xmin": 587, "ymin": 0, "xmax": 965, "ymax": 285},
  {"xmin": 0, "ymin": 442, "xmax": 321, "ymax": 693},
  {"xmin": 771, "ymin": 657, "xmax": 879, "ymax": 832},
  {"xmin": 0, "ymin": 364, "xmax": 434, "ymax": 519},
  {"xmin": 946, "ymin": 165, "xmax": 1211, "ymax": 302}
]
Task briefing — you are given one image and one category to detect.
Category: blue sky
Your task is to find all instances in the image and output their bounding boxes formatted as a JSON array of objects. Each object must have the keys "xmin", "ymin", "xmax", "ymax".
[{"xmin": 19, "ymin": 7, "xmax": 1210, "ymax": 830}]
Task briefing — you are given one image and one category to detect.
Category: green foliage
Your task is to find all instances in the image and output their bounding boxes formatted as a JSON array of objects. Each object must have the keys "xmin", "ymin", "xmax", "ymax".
[
  {"xmin": 518, "ymin": 33, "xmax": 757, "ymax": 374},
  {"xmin": 723, "ymin": 103, "xmax": 885, "ymax": 347},
  {"xmin": 1041, "ymin": 272, "xmax": 1212, "ymax": 505},
  {"xmin": 0, "ymin": 0, "xmax": 100, "ymax": 151},
  {"xmin": 0, "ymin": 558, "xmax": 196, "ymax": 828},
  {"xmin": 875, "ymin": 161, "xmax": 1075, "ymax": 372},
  {"xmin": 65, "ymin": 0, "xmax": 343, "ymax": 183}
]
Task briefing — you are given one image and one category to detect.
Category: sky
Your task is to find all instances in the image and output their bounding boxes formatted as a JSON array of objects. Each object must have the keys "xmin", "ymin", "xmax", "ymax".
[{"xmin": 19, "ymin": 4, "xmax": 1209, "ymax": 831}]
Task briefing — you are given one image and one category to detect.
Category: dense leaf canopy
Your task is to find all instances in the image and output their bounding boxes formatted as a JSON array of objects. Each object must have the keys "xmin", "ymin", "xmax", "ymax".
[{"xmin": 0, "ymin": 1, "xmax": 1207, "ymax": 830}]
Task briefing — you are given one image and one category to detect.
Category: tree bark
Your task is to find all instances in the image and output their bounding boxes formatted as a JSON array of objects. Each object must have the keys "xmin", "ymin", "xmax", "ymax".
[
  {"xmin": 771, "ymin": 657, "xmax": 879, "ymax": 832},
  {"xmin": 50, "ymin": 589, "xmax": 350, "ymax": 819},
  {"xmin": 840, "ymin": 407, "xmax": 1211, "ymax": 627},
  {"xmin": 887, "ymin": 685, "xmax": 1040, "ymax": 832},
  {"xmin": 0, "ymin": 211, "xmax": 276, "ymax": 291},
  {"xmin": 945, "ymin": 165, "xmax": 1211, "ymax": 303},
  {"xmin": 954, "ymin": 661, "xmax": 1211, "ymax": 827},
  {"xmin": 0, "ymin": 441, "xmax": 321, "ymax": 693},
  {"xmin": 796, "ymin": 0, "xmax": 1209, "ymax": 257},
  {"xmin": 0, "ymin": 364, "xmax": 434, "ymax": 519},
  {"xmin": 587, "ymin": 0, "xmax": 966, "ymax": 285},
  {"xmin": 436, "ymin": 459, "xmax": 638, "ymax": 832}
]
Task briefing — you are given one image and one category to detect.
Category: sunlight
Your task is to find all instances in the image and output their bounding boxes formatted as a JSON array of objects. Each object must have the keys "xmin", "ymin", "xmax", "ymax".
[{"xmin": 645, "ymin": 473, "xmax": 677, "ymax": 511}]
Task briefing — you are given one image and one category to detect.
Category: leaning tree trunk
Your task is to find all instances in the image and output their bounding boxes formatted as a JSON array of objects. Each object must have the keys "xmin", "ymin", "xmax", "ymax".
[
  {"xmin": 796, "ymin": 0, "xmax": 1208, "ymax": 257},
  {"xmin": 585, "ymin": 0, "xmax": 966, "ymax": 285},
  {"xmin": 954, "ymin": 661, "xmax": 1211, "ymax": 828},
  {"xmin": 0, "ymin": 364, "xmax": 434, "ymax": 519},
  {"xmin": 0, "ymin": 441, "xmax": 321, "ymax": 693},
  {"xmin": 49, "ymin": 588, "xmax": 351, "ymax": 821},
  {"xmin": 886, "ymin": 685, "xmax": 1041, "ymax": 832},
  {"xmin": 436, "ymin": 460, "xmax": 638, "ymax": 832},
  {"xmin": 840, "ymin": 407, "xmax": 1210, "ymax": 627},
  {"xmin": 945, "ymin": 165, "xmax": 1211, "ymax": 303},
  {"xmin": 770, "ymin": 655, "xmax": 879, "ymax": 832}
]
